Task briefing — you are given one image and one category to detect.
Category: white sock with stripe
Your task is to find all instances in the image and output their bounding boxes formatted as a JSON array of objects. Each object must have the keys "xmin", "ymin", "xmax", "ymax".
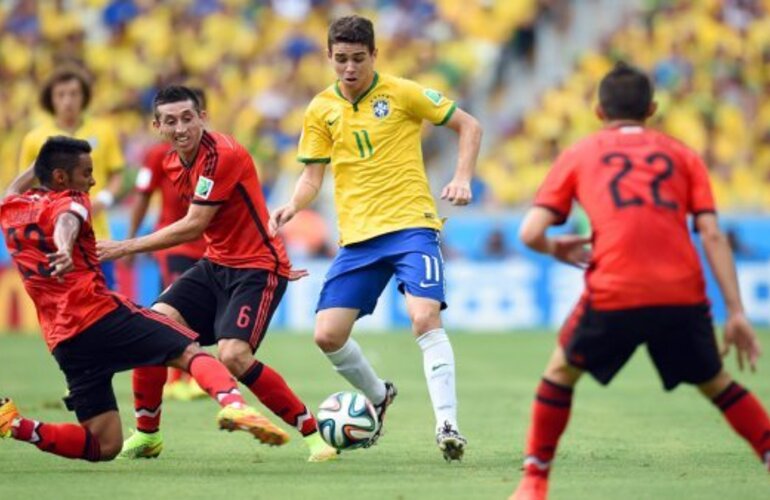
[
  {"xmin": 325, "ymin": 338, "xmax": 387, "ymax": 405},
  {"xmin": 417, "ymin": 328, "xmax": 458, "ymax": 433}
]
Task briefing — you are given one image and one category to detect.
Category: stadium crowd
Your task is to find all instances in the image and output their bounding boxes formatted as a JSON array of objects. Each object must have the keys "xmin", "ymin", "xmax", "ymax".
[{"xmin": 481, "ymin": 0, "xmax": 770, "ymax": 211}]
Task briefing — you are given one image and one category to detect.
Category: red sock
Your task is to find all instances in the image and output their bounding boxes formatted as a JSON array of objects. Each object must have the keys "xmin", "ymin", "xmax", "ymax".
[
  {"xmin": 188, "ymin": 353, "xmax": 246, "ymax": 408},
  {"xmin": 12, "ymin": 418, "xmax": 100, "ymax": 461},
  {"xmin": 713, "ymin": 382, "xmax": 770, "ymax": 462},
  {"xmin": 239, "ymin": 361, "xmax": 317, "ymax": 436},
  {"xmin": 167, "ymin": 368, "xmax": 184, "ymax": 384},
  {"xmin": 523, "ymin": 378, "xmax": 574, "ymax": 478},
  {"xmin": 133, "ymin": 366, "xmax": 167, "ymax": 433}
]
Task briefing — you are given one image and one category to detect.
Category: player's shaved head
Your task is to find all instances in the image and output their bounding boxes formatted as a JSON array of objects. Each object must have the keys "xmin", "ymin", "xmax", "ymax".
[
  {"xmin": 599, "ymin": 62, "xmax": 653, "ymax": 121},
  {"xmin": 35, "ymin": 136, "xmax": 92, "ymax": 186},
  {"xmin": 328, "ymin": 15, "xmax": 375, "ymax": 54},
  {"xmin": 153, "ymin": 86, "xmax": 202, "ymax": 119}
]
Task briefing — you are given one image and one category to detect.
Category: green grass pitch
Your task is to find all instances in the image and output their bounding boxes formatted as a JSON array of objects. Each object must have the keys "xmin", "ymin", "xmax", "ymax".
[{"xmin": 2, "ymin": 331, "xmax": 769, "ymax": 499}]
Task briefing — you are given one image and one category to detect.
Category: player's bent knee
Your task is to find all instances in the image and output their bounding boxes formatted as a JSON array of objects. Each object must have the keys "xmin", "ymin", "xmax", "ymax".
[
  {"xmin": 409, "ymin": 308, "xmax": 441, "ymax": 336},
  {"xmin": 314, "ymin": 329, "xmax": 346, "ymax": 352},
  {"xmin": 168, "ymin": 342, "xmax": 204, "ymax": 370},
  {"xmin": 217, "ymin": 340, "xmax": 254, "ymax": 378},
  {"xmin": 697, "ymin": 370, "xmax": 732, "ymax": 399}
]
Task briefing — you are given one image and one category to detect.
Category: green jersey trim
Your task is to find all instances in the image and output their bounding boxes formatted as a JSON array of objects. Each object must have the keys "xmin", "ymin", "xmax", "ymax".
[
  {"xmin": 436, "ymin": 102, "xmax": 457, "ymax": 126},
  {"xmin": 298, "ymin": 157, "xmax": 331, "ymax": 164}
]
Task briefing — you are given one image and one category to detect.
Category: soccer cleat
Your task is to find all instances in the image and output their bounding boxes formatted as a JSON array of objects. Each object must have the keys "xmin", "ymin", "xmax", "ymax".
[
  {"xmin": 364, "ymin": 381, "xmax": 397, "ymax": 448},
  {"xmin": 217, "ymin": 405, "xmax": 289, "ymax": 446},
  {"xmin": 509, "ymin": 474, "xmax": 549, "ymax": 500},
  {"xmin": 185, "ymin": 380, "xmax": 208, "ymax": 400},
  {"xmin": 435, "ymin": 421, "xmax": 467, "ymax": 462},
  {"xmin": 163, "ymin": 381, "xmax": 192, "ymax": 401},
  {"xmin": 0, "ymin": 397, "xmax": 20, "ymax": 438},
  {"xmin": 305, "ymin": 432, "xmax": 339, "ymax": 463},
  {"xmin": 117, "ymin": 429, "xmax": 163, "ymax": 459}
]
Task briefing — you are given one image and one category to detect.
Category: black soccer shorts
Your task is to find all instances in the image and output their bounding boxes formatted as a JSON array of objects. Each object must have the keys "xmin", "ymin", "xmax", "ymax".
[
  {"xmin": 52, "ymin": 300, "xmax": 197, "ymax": 421},
  {"xmin": 156, "ymin": 259, "xmax": 287, "ymax": 352},
  {"xmin": 559, "ymin": 299, "xmax": 723, "ymax": 391}
]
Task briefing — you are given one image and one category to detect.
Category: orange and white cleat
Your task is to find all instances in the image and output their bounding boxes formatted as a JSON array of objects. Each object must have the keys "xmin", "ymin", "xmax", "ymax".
[
  {"xmin": 217, "ymin": 405, "xmax": 290, "ymax": 446},
  {"xmin": 0, "ymin": 397, "xmax": 20, "ymax": 438}
]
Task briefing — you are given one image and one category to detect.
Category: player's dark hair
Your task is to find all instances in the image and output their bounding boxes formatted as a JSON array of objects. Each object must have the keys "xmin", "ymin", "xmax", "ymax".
[
  {"xmin": 40, "ymin": 65, "xmax": 92, "ymax": 115},
  {"xmin": 34, "ymin": 136, "xmax": 92, "ymax": 186},
  {"xmin": 598, "ymin": 62, "xmax": 653, "ymax": 121},
  {"xmin": 153, "ymin": 85, "xmax": 202, "ymax": 119},
  {"xmin": 328, "ymin": 15, "xmax": 375, "ymax": 54},
  {"xmin": 188, "ymin": 86, "xmax": 207, "ymax": 110}
]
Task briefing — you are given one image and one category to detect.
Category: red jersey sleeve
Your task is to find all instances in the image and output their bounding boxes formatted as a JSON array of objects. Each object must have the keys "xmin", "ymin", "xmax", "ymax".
[
  {"xmin": 685, "ymin": 152, "xmax": 716, "ymax": 215},
  {"xmin": 533, "ymin": 147, "xmax": 578, "ymax": 224},
  {"xmin": 49, "ymin": 190, "xmax": 93, "ymax": 228},
  {"xmin": 192, "ymin": 148, "xmax": 244, "ymax": 205},
  {"xmin": 135, "ymin": 146, "xmax": 167, "ymax": 194}
]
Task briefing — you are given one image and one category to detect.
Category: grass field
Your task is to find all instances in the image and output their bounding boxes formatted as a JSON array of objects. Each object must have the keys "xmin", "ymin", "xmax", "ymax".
[{"xmin": 2, "ymin": 331, "xmax": 769, "ymax": 499}]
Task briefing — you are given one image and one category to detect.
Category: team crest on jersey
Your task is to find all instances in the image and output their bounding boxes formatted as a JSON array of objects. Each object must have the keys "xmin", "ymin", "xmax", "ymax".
[
  {"xmin": 195, "ymin": 176, "xmax": 214, "ymax": 199},
  {"xmin": 372, "ymin": 95, "xmax": 390, "ymax": 119}
]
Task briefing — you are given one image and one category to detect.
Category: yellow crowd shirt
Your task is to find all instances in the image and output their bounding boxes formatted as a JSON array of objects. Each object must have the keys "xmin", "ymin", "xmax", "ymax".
[
  {"xmin": 298, "ymin": 72, "xmax": 456, "ymax": 246},
  {"xmin": 18, "ymin": 117, "xmax": 125, "ymax": 240}
]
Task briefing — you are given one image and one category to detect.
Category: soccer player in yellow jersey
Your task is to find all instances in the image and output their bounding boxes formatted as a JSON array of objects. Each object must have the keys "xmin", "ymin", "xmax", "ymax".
[
  {"xmin": 270, "ymin": 15, "xmax": 482, "ymax": 462},
  {"xmin": 18, "ymin": 66, "xmax": 125, "ymax": 288}
]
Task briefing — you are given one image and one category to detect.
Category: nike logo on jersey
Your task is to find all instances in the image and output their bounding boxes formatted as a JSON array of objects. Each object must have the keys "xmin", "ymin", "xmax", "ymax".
[
  {"xmin": 431, "ymin": 363, "xmax": 449, "ymax": 372},
  {"xmin": 326, "ymin": 116, "xmax": 339, "ymax": 126},
  {"xmin": 419, "ymin": 281, "xmax": 440, "ymax": 288}
]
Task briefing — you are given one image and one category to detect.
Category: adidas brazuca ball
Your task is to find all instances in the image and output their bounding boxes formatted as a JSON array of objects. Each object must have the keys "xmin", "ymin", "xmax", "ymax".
[{"xmin": 317, "ymin": 391, "xmax": 379, "ymax": 450}]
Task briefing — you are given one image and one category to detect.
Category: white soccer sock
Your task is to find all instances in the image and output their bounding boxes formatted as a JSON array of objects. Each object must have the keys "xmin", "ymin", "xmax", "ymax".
[
  {"xmin": 325, "ymin": 338, "xmax": 387, "ymax": 405},
  {"xmin": 416, "ymin": 328, "xmax": 458, "ymax": 432}
]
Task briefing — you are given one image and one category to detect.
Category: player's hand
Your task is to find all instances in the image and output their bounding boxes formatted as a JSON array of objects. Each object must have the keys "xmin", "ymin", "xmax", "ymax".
[
  {"xmin": 96, "ymin": 240, "xmax": 127, "ymax": 262},
  {"xmin": 721, "ymin": 312, "xmax": 761, "ymax": 372},
  {"xmin": 269, "ymin": 204, "xmax": 297, "ymax": 237},
  {"xmin": 288, "ymin": 268, "xmax": 309, "ymax": 281},
  {"xmin": 441, "ymin": 178, "xmax": 472, "ymax": 206},
  {"xmin": 550, "ymin": 235, "xmax": 592, "ymax": 268},
  {"xmin": 47, "ymin": 250, "xmax": 74, "ymax": 278}
]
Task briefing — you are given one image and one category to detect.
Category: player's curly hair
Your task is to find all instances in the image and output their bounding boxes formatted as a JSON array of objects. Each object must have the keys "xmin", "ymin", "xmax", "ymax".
[
  {"xmin": 35, "ymin": 136, "xmax": 92, "ymax": 186},
  {"xmin": 152, "ymin": 85, "xmax": 202, "ymax": 119},
  {"xmin": 328, "ymin": 15, "xmax": 375, "ymax": 54},
  {"xmin": 599, "ymin": 62, "xmax": 653, "ymax": 121},
  {"xmin": 39, "ymin": 65, "xmax": 92, "ymax": 116}
]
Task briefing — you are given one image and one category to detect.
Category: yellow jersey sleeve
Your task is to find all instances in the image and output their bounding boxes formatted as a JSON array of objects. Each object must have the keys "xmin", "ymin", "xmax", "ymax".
[
  {"xmin": 297, "ymin": 101, "xmax": 332, "ymax": 164},
  {"xmin": 399, "ymin": 78, "xmax": 457, "ymax": 126}
]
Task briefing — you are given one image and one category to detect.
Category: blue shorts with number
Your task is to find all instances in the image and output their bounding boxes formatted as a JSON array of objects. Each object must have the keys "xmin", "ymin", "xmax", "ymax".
[{"xmin": 317, "ymin": 228, "xmax": 447, "ymax": 318}]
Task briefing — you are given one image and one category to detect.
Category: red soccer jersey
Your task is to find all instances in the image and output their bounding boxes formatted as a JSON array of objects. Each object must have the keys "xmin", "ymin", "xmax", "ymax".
[
  {"xmin": 0, "ymin": 189, "xmax": 119, "ymax": 350},
  {"xmin": 162, "ymin": 131, "xmax": 290, "ymax": 275},
  {"xmin": 135, "ymin": 142, "xmax": 206, "ymax": 260},
  {"xmin": 535, "ymin": 125, "xmax": 716, "ymax": 310}
]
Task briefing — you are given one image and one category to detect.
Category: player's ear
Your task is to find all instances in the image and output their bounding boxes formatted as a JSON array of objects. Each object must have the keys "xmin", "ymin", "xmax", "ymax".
[
  {"xmin": 152, "ymin": 118, "xmax": 160, "ymax": 131},
  {"xmin": 595, "ymin": 104, "xmax": 606, "ymax": 121},
  {"xmin": 646, "ymin": 101, "xmax": 658, "ymax": 119},
  {"xmin": 371, "ymin": 47, "xmax": 378, "ymax": 60},
  {"xmin": 51, "ymin": 168, "xmax": 67, "ymax": 188},
  {"xmin": 199, "ymin": 109, "xmax": 208, "ymax": 122}
]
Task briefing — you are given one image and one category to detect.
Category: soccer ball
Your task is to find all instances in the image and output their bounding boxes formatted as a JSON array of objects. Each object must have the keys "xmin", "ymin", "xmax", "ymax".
[{"xmin": 317, "ymin": 391, "xmax": 379, "ymax": 450}]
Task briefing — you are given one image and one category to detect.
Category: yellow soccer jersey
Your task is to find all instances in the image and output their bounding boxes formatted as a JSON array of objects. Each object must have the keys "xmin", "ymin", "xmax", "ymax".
[
  {"xmin": 18, "ymin": 117, "xmax": 125, "ymax": 240},
  {"xmin": 298, "ymin": 72, "xmax": 456, "ymax": 246}
]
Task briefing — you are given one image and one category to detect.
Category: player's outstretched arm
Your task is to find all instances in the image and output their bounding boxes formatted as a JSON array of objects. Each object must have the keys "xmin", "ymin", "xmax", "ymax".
[
  {"xmin": 269, "ymin": 162, "xmax": 326, "ymax": 237},
  {"xmin": 441, "ymin": 108, "xmax": 482, "ymax": 206},
  {"xmin": 4, "ymin": 162, "xmax": 36, "ymax": 197},
  {"xmin": 50, "ymin": 212, "xmax": 81, "ymax": 277},
  {"xmin": 696, "ymin": 213, "xmax": 761, "ymax": 371},
  {"xmin": 519, "ymin": 206, "xmax": 591, "ymax": 268},
  {"xmin": 97, "ymin": 203, "xmax": 217, "ymax": 262}
]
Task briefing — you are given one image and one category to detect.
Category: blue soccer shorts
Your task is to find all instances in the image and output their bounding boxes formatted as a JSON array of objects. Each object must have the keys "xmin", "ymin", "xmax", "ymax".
[{"xmin": 317, "ymin": 228, "xmax": 447, "ymax": 318}]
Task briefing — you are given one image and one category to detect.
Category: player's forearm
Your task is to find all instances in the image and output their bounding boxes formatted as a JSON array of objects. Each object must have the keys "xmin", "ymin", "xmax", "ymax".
[
  {"xmin": 452, "ymin": 116, "xmax": 482, "ymax": 182},
  {"xmin": 701, "ymin": 228, "xmax": 744, "ymax": 315},
  {"xmin": 129, "ymin": 194, "xmax": 152, "ymax": 239},
  {"xmin": 6, "ymin": 163, "xmax": 36, "ymax": 197},
  {"xmin": 123, "ymin": 218, "xmax": 203, "ymax": 255},
  {"xmin": 289, "ymin": 166, "xmax": 324, "ymax": 211},
  {"xmin": 54, "ymin": 213, "xmax": 81, "ymax": 255}
]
